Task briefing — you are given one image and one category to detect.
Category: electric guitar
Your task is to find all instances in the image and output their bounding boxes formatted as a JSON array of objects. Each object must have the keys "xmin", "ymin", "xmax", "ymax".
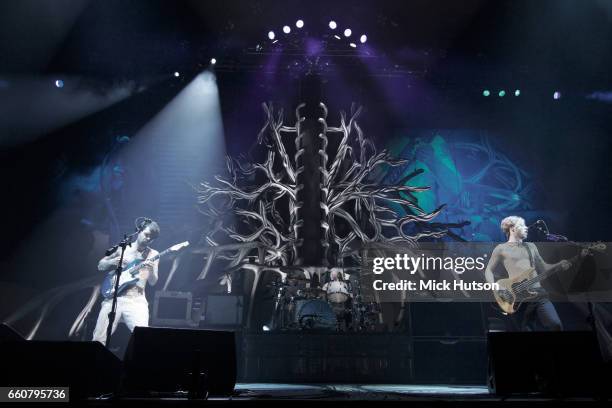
[
  {"xmin": 100, "ymin": 241, "xmax": 189, "ymax": 300},
  {"xmin": 493, "ymin": 242, "xmax": 606, "ymax": 314}
]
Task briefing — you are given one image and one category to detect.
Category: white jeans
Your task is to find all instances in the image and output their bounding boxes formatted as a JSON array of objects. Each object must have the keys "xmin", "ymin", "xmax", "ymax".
[{"xmin": 92, "ymin": 295, "xmax": 149, "ymax": 345}]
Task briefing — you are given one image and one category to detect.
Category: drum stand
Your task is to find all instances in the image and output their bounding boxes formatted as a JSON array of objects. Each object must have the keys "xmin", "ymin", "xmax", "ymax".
[{"xmin": 269, "ymin": 275, "xmax": 287, "ymax": 330}]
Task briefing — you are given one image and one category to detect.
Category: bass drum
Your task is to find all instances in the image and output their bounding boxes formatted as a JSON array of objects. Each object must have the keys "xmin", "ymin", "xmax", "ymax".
[{"xmin": 294, "ymin": 299, "xmax": 337, "ymax": 330}]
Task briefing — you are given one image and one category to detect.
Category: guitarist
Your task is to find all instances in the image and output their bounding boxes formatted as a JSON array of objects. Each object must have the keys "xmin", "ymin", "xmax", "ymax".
[
  {"xmin": 484, "ymin": 216, "xmax": 584, "ymax": 331},
  {"xmin": 92, "ymin": 219, "xmax": 160, "ymax": 345}
]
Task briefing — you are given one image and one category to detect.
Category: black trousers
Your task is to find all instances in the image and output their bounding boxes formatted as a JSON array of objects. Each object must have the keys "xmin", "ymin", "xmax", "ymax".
[{"xmin": 515, "ymin": 296, "xmax": 563, "ymax": 331}]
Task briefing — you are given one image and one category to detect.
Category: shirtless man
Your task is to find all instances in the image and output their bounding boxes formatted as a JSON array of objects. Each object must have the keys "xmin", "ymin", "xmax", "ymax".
[
  {"xmin": 322, "ymin": 268, "xmax": 353, "ymax": 329},
  {"xmin": 92, "ymin": 219, "xmax": 160, "ymax": 345},
  {"xmin": 484, "ymin": 216, "xmax": 574, "ymax": 331}
]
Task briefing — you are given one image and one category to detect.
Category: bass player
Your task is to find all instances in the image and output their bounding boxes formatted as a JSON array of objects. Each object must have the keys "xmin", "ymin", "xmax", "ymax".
[{"xmin": 484, "ymin": 215, "xmax": 587, "ymax": 331}]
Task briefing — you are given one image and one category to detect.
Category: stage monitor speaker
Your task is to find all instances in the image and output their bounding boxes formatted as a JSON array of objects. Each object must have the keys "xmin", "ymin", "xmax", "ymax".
[
  {"xmin": 0, "ymin": 340, "xmax": 122, "ymax": 400},
  {"xmin": 488, "ymin": 331, "xmax": 606, "ymax": 397},
  {"xmin": 123, "ymin": 327, "xmax": 236, "ymax": 397},
  {"xmin": 0, "ymin": 323, "xmax": 25, "ymax": 342}
]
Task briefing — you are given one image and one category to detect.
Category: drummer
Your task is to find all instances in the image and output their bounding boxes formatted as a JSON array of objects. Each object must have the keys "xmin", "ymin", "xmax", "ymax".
[
  {"xmin": 322, "ymin": 267, "xmax": 353, "ymax": 330},
  {"xmin": 321, "ymin": 268, "xmax": 349, "ymax": 292},
  {"xmin": 322, "ymin": 268, "xmax": 348, "ymax": 292}
]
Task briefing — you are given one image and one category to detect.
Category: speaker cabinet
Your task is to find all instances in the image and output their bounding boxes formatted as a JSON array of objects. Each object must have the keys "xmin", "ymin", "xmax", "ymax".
[
  {"xmin": 0, "ymin": 340, "xmax": 121, "ymax": 399},
  {"xmin": 123, "ymin": 327, "xmax": 236, "ymax": 396},
  {"xmin": 413, "ymin": 338, "xmax": 487, "ymax": 384},
  {"xmin": 488, "ymin": 331, "xmax": 606, "ymax": 396}
]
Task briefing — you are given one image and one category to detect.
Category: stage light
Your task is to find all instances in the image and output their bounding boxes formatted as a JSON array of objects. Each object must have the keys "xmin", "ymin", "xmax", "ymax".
[
  {"xmin": 514, "ymin": 89, "xmax": 521, "ymax": 96},
  {"xmin": 283, "ymin": 25, "xmax": 291, "ymax": 34},
  {"xmin": 262, "ymin": 325, "xmax": 270, "ymax": 332},
  {"xmin": 344, "ymin": 28, "xmax": 352, "ymax": 37},
  {"xmin": 268, "ymin": 30, "xmax": 275, "ymax": 40},
  {"xmin": 210, "ymin": 58, "xmax": 217, "ymax": 65},
  {"xmin": 174, "ymin": 72, "xmax": 180, "ymax": 78},
  {"xmin": 349, "ymin": 42, "xmax": 356, "ymax": 48},
  {"xmin": 55, "ymin": 79, "xmax": 64, "ymax": 88},
  {"xmin": 498, "ymin": 90, "xmax": 506, "ymax": 97},
  {"xmin": 483, "ymin": 90, "xmax": 490, "ymax": 96},
  {"xmin": 553, "ymin": 91, "xmax": 562, "ymax": 100},
  {"xmin": 360, "ymin": 34, "xmax": 367, "ymax": 43},
  {"xmin": 296, "ymin": 19, "xmax": 304, "ymax": 28},
  {"xmin": 329, "ymin": 20, "xmax": 337, "ymax": 29}
]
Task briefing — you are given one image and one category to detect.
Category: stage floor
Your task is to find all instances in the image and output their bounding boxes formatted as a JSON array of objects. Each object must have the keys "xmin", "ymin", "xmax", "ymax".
[
  {"xmin": 232, "ymin": 383, "xmax": 490, "ymax": 400},
  {"xmin": 86, "ymin": 383, "xmax": 607, "ymax": 405}
]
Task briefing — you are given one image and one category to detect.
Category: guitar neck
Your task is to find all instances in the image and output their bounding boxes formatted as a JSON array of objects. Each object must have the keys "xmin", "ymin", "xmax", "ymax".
[
  {"xmin": 523, "ymin": 254, "xmax": 581, "ymax": 288},
  {"xmin": 124, "ymin": 250, "xmax": 164, "ymax": 275}
]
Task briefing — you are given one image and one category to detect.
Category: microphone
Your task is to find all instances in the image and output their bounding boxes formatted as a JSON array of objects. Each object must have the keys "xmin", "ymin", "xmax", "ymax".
[
  {"xmin": 531, "ymin": 219, "xmax": 568, "ymax": 241},
  {"xmin": 528, "ymin": 219, "xmax": 550, "ymax": 234}
]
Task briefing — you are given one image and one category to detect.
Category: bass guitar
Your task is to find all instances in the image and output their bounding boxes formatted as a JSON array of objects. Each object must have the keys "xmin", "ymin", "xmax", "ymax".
[
  {"xmin": 493, "ymin": 242, "xmax": 606, "ymax": 314},
  {"xmin": 100, "ymin": 241, "xmax": 189, "ymax": 300}
]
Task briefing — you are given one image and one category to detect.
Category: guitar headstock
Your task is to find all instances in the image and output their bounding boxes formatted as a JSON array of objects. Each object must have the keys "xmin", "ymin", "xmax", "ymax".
[{"xmin": 169, "ymin": 241, "xmax": 190, "ymax": 252}]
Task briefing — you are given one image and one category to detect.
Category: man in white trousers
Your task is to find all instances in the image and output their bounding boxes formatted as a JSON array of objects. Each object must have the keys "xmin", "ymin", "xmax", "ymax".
[{"xmin": 92, "ymin": 219, "xmax": 160, "ymax": 345}]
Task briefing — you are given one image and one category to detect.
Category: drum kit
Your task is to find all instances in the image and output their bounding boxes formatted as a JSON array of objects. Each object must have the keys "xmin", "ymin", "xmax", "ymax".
[{"xmin": 268, "ymin": 270, "xmax": 381, "ymax": 332}]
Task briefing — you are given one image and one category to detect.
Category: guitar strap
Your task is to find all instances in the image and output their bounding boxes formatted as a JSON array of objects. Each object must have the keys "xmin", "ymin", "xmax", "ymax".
[
  {"xmin": 140, "ymin": 246, "xmax": 151, "ymax": 260},
  {"xmin": 523, "ymin": 242, "xmax": 535, "ymax": 269}
]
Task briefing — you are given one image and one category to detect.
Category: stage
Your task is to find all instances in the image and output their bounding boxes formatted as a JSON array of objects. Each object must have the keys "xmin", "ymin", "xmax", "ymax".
[
  {"xmin": 233, "ymin": 383, "xmax": 490, "ymax": 400},
  {"xmin": 83, "ymin": 383, "xmax": 609, "ymax": 406},
  {"xmin": 2, "ymin": 1, "xmax": 612, "ymax": 405}
]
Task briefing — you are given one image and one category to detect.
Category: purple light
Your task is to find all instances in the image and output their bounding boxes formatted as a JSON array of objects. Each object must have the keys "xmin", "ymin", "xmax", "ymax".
[
  {"xmin": 283, "ymin": 25, "xmax": 291, "ymax": 34},
  {"xmin": 268, "ymin": 31, "xmax": 275, "ymax": 40},
  {"xmin": 349, "ymin": 42, "xmax": 356, "ymax": 48},
  {"xmin": 329, "ymin": 21, "xmax": 337, "ymax": 29},
  {"xmin": 360, "ymin": 34, "xmax": 367, "ymax": 43},
  {"xmin": 333, "ymin": 34, "xmax": 341, "ymax": 40},
  {"xmin": 344, "ymin": 28, "xmax": 352, "ymax": 37},
  {"xmin": 305, "ymin": 38, "xmax": 323, "ymax": 57},
  {"xmin": 296, "ymin": 20, "xmax": 304, "ymax": 28},
  {"xmin": 553, "ymin": 91, "xmax": 562, "ymax": 100}
]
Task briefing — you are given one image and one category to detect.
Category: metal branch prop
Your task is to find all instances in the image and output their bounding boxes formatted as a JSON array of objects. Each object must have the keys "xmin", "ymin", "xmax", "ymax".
[{"xmin": 197, "ymin": 102, "xmax": 448, "ymax": 269}]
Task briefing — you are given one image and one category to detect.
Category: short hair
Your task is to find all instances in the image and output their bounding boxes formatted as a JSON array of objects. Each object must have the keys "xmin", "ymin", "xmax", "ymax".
[
  {"xmin": 146, "ymin": 221, "xmax": 161, "ymax": 239},
  {"xmin": 500, "ymin": 216, "xmax": 524, "ymax": 237},
  {"xmin": 138, "ymin": 218, "xmax": 160, "ymax": 239}
]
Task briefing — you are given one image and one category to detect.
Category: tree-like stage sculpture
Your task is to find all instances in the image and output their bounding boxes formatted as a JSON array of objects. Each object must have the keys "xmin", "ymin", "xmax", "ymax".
[{"xmin": 193, "ymin": 76, "xmax": 464, "ymax": 329}]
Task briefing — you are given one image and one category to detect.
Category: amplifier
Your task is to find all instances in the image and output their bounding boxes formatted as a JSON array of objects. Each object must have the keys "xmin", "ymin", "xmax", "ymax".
[
  {"xmin": 201, "ymin": 295, "xmax": 243, "ymax": 327},
  {"xmin": 151, "ymin": 291, "xmax": 196, "ymax": 327}
]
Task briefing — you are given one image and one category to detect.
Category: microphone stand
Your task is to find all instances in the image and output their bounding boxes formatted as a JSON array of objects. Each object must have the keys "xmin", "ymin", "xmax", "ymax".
[
  {"xmin": 105, "ymin": 232, "xmax": 137, "ymax": 349},
  {"xmin": 539, "ymin": 224, "xmax": 605, "ymax": 359}
]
